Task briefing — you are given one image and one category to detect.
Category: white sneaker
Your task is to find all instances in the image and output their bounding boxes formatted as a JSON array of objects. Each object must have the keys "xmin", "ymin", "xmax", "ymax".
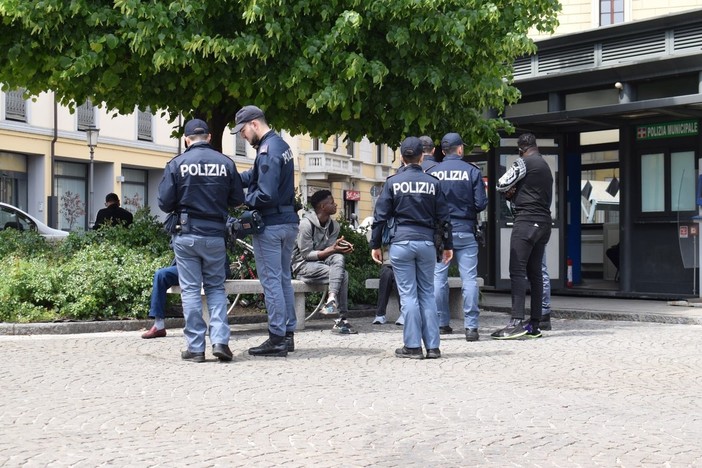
[
  {"xmin": 372, "ymin": 315, "xmax": 387, "ymax": 325},
  {"xmin": 395, "ymin": 315, "xmax": 404, "ymax": 326}
]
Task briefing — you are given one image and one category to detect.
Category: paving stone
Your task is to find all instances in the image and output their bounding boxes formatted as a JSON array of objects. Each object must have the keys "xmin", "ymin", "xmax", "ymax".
[{"xmin": 1, "ymin": 312, "xmax": 701, "ymax": 465}]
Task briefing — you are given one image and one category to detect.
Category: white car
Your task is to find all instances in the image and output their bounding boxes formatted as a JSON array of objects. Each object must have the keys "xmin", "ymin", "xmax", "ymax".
[{"xmin": 0, "ymin": 202, "xmax": 69, "ymax": 241}]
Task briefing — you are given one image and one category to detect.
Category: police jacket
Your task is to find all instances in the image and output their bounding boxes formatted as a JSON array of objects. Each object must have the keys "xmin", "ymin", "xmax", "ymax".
[
  {"xmin": 290, "ymin": 210, "xmax": 340, "ymax": 274},
  {"xmin": 158, "ymin": 141, "xmax": 245, "ymax": 237},
  {"xmin": 420, "ymin": 155, "xmax": 438, "ymax": 172},
  {"xmin": 370, "ymin": 164, "xmax": 453, "ymax": 250},
  {"xmin": 239, "ymin": 130, "xmax": 298, "ymax": 226},
  {"xmin": 427, "ymin": 154, "xmax": 487, "ymax": 233},
  {"xmin": 496, "ymin": 151, "xmax": 552, "ymax": 224}
]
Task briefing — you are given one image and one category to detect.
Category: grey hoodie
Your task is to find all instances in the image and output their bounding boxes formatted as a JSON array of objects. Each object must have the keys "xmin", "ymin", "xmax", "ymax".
[{"xmin": 291, "ymin": 210, "xmax": 340, "ymax": 274}]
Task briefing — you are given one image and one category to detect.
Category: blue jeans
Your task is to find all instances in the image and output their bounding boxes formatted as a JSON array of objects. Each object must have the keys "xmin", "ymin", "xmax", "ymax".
[
  {"xmin": 390, "ymin": 240, "xmax": 439, "ymax": 350},
  {"xmin": 434, "ymin": 231, "xmax": 480, "ymax": 329},
  {"xmin": 149, "ymin": 265, "xmax": 179, "ymax": 319},
  {"xmin": 252, "ymin": 223, "xmax": 299, "ymax": 337},
  {"xmin": 542, "ymin": 252, "xmax": 551, "ymax": 316},
  {"xmin": 173, "ymin": 234, "xmax": 229, "ymax": 352}
]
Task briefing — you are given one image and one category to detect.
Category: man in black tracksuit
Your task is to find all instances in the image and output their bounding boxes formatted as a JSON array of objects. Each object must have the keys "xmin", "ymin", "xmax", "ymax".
[{"xmin": 492, "ymin": 133, "xmax": 553, "ymax": 340}]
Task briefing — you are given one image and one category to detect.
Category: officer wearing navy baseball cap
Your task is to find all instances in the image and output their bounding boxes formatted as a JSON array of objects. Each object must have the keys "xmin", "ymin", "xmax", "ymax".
[
  {"xmin": 233, "ymin": 104, "xmax": 300, "ymax": 357},
  {"xmin": 427, "ymin": 132, "xmax": 488, "ymax": 341},
  {"xmin": 158, "ymin": 118, "xmax": 245, "ymax": 363},
  {"xmin": 370, "ymin": 136, "xmax": 453, "ymax": 360}
]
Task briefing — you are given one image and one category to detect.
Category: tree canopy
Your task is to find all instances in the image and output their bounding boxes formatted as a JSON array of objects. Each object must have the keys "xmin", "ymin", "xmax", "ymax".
[{"xmin": 0, "ymin": 0, "xmax": 560, "ymax": 150}]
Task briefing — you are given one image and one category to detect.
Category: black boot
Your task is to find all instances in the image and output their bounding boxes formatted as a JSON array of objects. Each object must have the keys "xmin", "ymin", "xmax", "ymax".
[
  {"xmin": 285, "ymin": 332, "xmax": 295, "ymax": 352},
  {"xmin": 248, "ymin": 333, "xmax": 288, "ymax": 357}
]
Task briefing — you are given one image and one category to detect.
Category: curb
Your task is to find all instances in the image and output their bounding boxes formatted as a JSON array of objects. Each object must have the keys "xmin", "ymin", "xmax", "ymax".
[
  {"xmin": 3, "ymin": 305, "xmax": 701, "ymax": 336},
  {"xmin": 0, "ymin": 308, "xmax": 379, "ymax": 336},
  {"xmin": 482, "ymin": 305, "xmax": 702, "ymax": 326}
]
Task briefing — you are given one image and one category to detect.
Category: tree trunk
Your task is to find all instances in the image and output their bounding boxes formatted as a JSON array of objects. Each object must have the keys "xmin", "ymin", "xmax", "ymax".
[{"xmin": 193, "ymin": 108, "xmax": 236, "ymax": 153}]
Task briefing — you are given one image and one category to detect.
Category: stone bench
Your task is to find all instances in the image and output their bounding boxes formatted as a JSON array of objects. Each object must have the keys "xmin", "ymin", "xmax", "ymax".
[
  {"xmin": 168, "ymin": 279, "xmax": 327, "ymax": 330},
  {"xmin": 365, "ymin": 276, "xmax": 484, "ymax": 323}
]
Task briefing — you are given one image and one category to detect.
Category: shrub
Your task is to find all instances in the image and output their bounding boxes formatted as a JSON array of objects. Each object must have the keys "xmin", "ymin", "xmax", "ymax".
[
  {"xmin": 0, "ymin": 206, "xmax": 173, "ymax": 323},
  {"xmin": 0, "ymin": 228, "xmax": 53, "ymax": 259},
  {"xmin": 55, "ymin": 243, "xmax": 169, "ymax": 320},
  {"xmin": 338, "ymin": 218, "xmax": 379, "ymax": 308}
]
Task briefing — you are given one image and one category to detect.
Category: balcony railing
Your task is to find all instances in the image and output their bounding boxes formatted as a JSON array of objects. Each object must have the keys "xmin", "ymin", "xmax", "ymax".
[{"xmin": 301, "ymin": 151, "xmax": 363, "ymax": 181}]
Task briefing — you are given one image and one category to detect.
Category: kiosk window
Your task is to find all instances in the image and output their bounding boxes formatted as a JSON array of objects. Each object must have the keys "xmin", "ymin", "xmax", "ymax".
[
  {"xmin": 639, "ymin": 150, "xmax": 696, "ymax": 215},
  {"xmin": 670, "ymin": 151, "xmax": 695, "ymax": 211},
  {"xmin": 641, "ymin": 153, "xmax": 664, "ymax": 212}
]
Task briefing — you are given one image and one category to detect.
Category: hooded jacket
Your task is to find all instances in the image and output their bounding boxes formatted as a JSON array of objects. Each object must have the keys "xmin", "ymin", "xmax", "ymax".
[{"xmin": 291, "ymin": 210, "xmax": 340, "ymax": 274}]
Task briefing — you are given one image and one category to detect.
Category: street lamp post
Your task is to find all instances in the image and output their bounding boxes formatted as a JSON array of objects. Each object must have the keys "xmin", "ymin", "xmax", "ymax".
[{"xmin": 85, "ymin": 127, "xmax": 99, "ymax": 227}]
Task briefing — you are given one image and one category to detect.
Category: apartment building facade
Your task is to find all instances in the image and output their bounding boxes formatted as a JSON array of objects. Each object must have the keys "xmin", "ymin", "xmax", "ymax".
[{"xmin": 0, "ymin": 90, "xmax": 396, "ymax": 231}]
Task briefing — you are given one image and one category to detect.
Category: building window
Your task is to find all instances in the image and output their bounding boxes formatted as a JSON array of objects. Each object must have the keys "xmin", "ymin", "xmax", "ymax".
[
  {"xmin": 54, "ymin": 161, "xmax": 88, "ymax": 231},
  {"xmin": 137, "ymin": 107, "xmax": 153, "ymax": 141},
  {"xmin": 77, "ymin": 99, "xmax": 96, "ymax": 131},
  {"xmin": 121, "ymin": 168, "xmax": 148, "ymax": 214},
  {"xmin": 235, "ymin": 134, "xmax": 247, "ymax": 158},
  {"xmin": 600, "ymin": 0, "xmax": 624, "ymax": 26},
  {"xmin": 376, "ymin": 144, "xmax": 384, "ymax": 164},
  {"xmin": 5, "ymin": 88, "xmax": 27, "ymax": 122},
  {"xmin": 346, "ymin": 138, "xmax": 355, "ymax": 157},
  {"xmin": 312, "ymin": 138, "xmax": 320, "ymax": 151}
]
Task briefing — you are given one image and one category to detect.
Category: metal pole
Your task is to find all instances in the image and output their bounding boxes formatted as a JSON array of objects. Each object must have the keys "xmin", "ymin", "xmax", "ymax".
[{"xmin": 89, "ymin": 146, "xmax": 94, "ymax": 228}]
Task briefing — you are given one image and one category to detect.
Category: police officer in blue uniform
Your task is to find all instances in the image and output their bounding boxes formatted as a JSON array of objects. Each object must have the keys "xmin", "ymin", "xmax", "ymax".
[
  {"xmin": 492, "ymin": 133, "xmax": 553, "ymax": 340},
  {"xmin": 371, "ymin": 137, "xmax": 453, "ymax": 359},
  {"xmin": 232, "ymin": 105, "xmax": 299, "ymax": 357},
  {"xmin": 158, "ymin": 119, "xmax": 245, "ymax": 362},
  {"xmin": 419, "ymin": 135, "xmax": 437, "ymax": 172},
  {"xmin": 427, "ymin": 133, "xmax": 488, "ymax": 341}
]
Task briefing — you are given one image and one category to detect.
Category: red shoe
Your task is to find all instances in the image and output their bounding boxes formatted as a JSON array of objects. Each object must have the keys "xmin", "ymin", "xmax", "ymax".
[{"xmin": 142, "ymin": 326, "xmax": 167, "ymax": 339}]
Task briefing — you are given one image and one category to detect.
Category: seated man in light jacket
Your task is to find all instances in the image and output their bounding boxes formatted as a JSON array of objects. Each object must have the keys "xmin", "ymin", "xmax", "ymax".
[{"xmin": 291, "ymin": 189, "xmax": 357, "ymax": 334}]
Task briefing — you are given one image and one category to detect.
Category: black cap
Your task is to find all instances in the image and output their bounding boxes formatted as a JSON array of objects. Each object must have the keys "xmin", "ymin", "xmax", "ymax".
[
  {"xmin": 184, "ymin": 119, "xmax": 209, "ymax": 137},
  {"xmin": 400, "ymin": 137, "xmax": 422, "ymax": 158},
  {"xmin": 441, "ymin": 132, "xmax": 463, "ymax": 152},
  {"xmin": 232, "ymin": 105, "xmax": 266, "ymax": 134},
  {"xmin": 419, "ymin": 135, "xmax": 434, "ymax": 151}
]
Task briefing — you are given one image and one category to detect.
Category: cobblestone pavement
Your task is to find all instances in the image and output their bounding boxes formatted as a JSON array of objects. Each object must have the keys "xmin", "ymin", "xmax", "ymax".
[{"xmin": 1, "ymin": 312, "xmax": 701, "ymax": 467}]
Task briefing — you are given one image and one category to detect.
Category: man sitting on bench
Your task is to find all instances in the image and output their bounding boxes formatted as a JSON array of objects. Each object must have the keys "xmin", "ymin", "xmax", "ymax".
[{"xmin": 291, "ymin": 190, "xmax": 357, "ymax": 334}]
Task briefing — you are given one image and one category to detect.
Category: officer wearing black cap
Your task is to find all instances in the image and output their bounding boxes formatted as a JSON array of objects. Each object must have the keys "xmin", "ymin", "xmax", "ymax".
[
  {"xmin": 419, "ymin": 135, "xmax": 438, "ymax": 172},
  {"xmin": 371, "ymin": 136, "xmax": 453, "ymax": 360},
  {"xmin": 427, "ymin": 132, "xmax": 488, "ymax": 341},
  {"xmin": 232, "ymin": 105, "xmax": 299, "ymax": 357},
  {"xmin": 158, "ymin": 118, "xmax": 245, "ymax": 363}
]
